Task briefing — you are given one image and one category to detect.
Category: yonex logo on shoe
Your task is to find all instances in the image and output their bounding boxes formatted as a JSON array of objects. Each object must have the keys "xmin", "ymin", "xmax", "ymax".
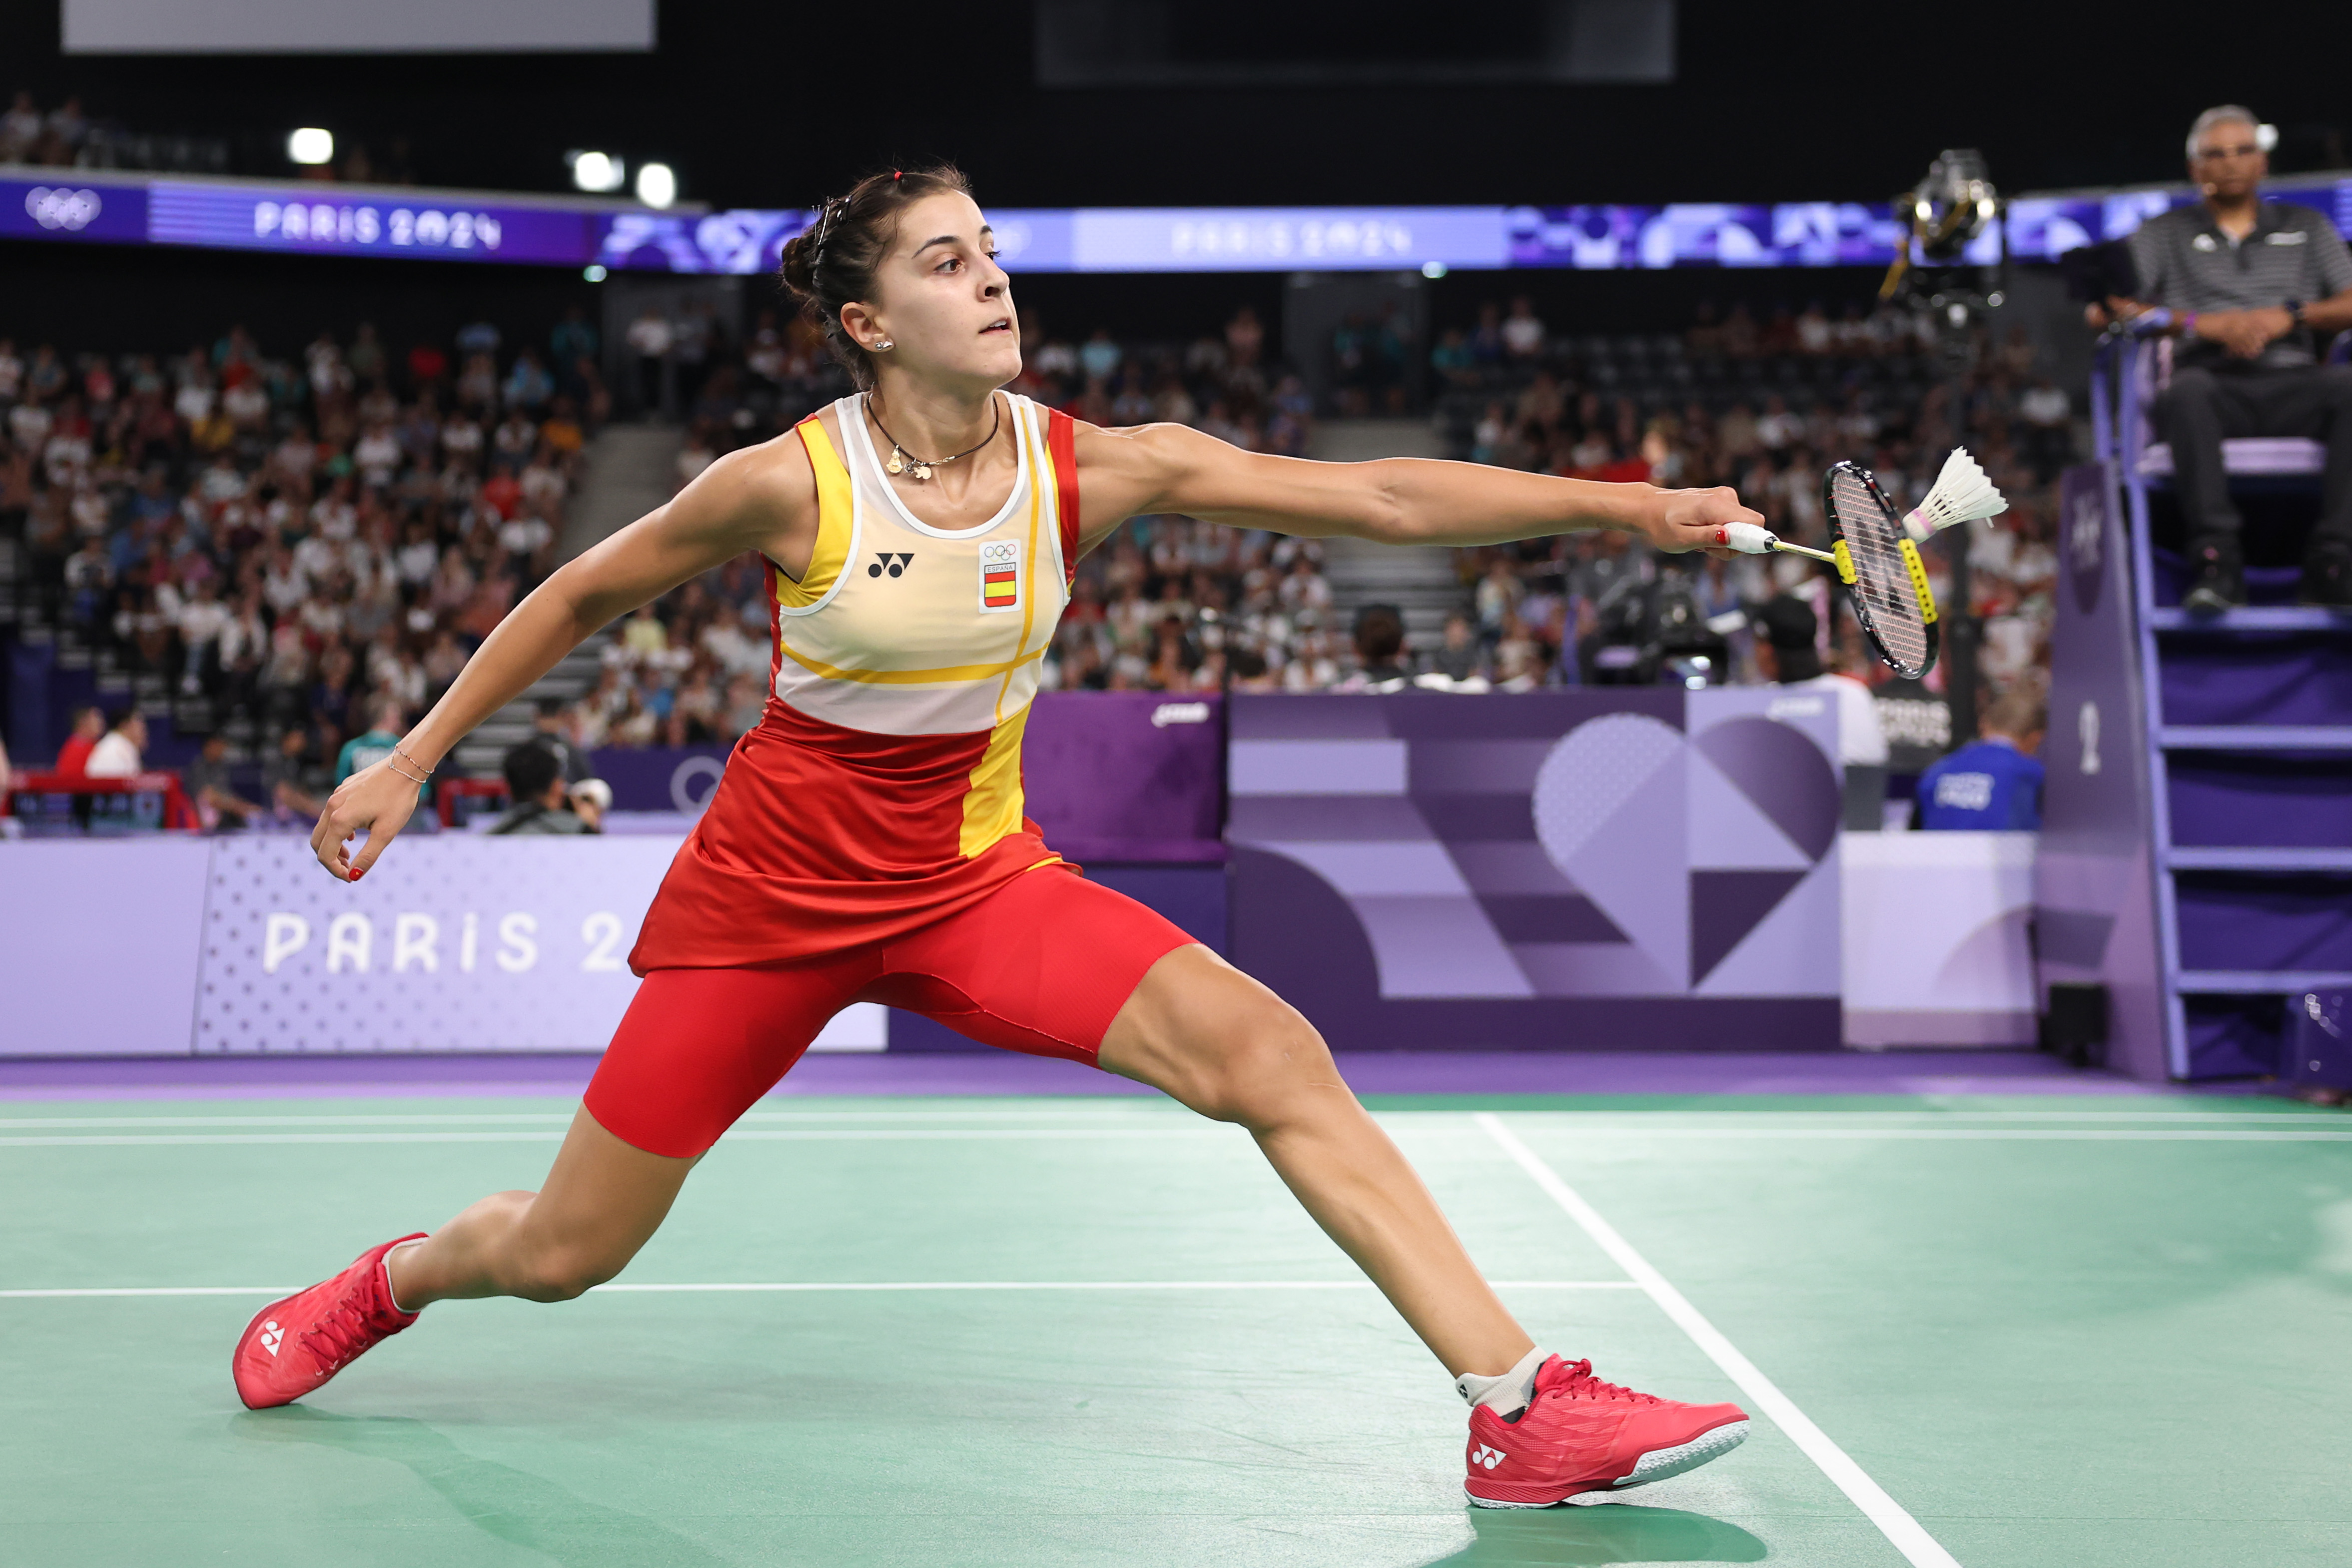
[
  {"xmin": 259, "ymin": 1319, "xmax": 284, "ymax": 1356},
  {"xmin": 1472, "ymin": 1445, "xmax": 1507, "ymax": 1470}
]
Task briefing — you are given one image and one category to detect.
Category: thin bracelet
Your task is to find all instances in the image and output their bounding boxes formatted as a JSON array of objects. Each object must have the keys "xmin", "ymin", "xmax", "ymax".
[
  {"xmin": 385, "ymin": 757, "xmax": 431, "ymax": 785},
  {"xmin": 391, "ymin": 742, "xmax": 436, "ymax": 778}
]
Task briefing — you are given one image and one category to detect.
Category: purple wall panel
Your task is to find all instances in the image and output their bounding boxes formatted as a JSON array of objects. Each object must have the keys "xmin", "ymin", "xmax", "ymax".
[
  {"xmin": 1227, "ymin": 689, "xmax": 1842, "ymax": 1051},
  {"xmin": 1020, "ymin": 693, "xmax": 1223, "ymax": 863},
  {"xmin": 0, "ymin": 838, "xmax": 208, "ymax": 1055}
]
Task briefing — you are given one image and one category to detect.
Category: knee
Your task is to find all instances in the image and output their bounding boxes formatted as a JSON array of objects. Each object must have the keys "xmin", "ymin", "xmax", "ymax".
[{"xmin": 1176, "ymin": 997, "xmax": 1340, "ymax": 1130}]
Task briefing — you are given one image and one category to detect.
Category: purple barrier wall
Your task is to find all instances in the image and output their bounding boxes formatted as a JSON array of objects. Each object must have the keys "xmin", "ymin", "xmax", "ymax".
[
  {"xmin": 0, "ymin": 838, "xmax": 210, "ymax": 1055},
  {"xmin": 2035, "ymin": 464, "xmax": 2167, "ymax": 1082},
  {"xmin": 1226, "ymin": 689, "xmax": 1842, "ymax": 1050},
  {"xmin": 1019, "ymin": 692, "xmax": 1223, "ymax": 863},
  {"xmin": 586, "ymin": 692, "xmax": 1224, "ymax": 862},
  {"xmin": 585, "ymin": 745, "xmax": 732, "ymax": 814},
  {"xmin": 187, "ymin": 836, "xmax": 681, "ymax": 1053}
]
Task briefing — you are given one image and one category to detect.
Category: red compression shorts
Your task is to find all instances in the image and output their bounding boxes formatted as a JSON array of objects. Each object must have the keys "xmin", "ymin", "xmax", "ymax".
[{"xmin": 583, "ymin": 866, "xmax": 1198, "ymax": 1158}]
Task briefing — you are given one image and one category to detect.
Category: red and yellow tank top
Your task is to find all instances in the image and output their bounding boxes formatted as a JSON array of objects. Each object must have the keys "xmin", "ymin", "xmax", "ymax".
[{"xmin": 629, "ymin": 392, "xmax": 1085, "ymax": 973}]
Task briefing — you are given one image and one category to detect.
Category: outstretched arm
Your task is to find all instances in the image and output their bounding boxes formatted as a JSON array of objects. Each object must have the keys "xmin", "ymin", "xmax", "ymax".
[
  {"xmin": 1071, "ymin": 421, "xmax": 1760, "ymax": 555},
  {"xmin": 308, "ymin": 438, "xmax": 814, "ymax": 880}
]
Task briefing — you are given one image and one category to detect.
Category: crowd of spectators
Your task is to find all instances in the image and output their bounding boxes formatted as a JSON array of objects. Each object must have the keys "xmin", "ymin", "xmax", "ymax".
[
  {"xmin": 2, "ymin": 307, "xmax": 612, "ymax": 822},
  {"xmin": 4, "ymin": 285, "xmax": 2072, "ymax": 831},
  {"xmin": 1425, "ymin": 294, "xmax": 2074, "ymax": 714}
]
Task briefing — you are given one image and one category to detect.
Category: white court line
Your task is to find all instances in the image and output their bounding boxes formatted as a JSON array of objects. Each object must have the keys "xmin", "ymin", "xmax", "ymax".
[
  {"xmin": 2, "ymin": 1107, "xmax": 2338, "ymax": 1132},
  {"xmin": 0, "ymin": 1128, "xmax": 1237, "ymax": 1148},
  {"xmin": 6, "ymin": 1125, "xmax": 2347, "ymax": 1148},
  {"xmin": 1476, "ymin": 1112, "xmax": 1961, "ymax": 1568},
  {"xmin": 0, "ymin": 1280, "xmax": 1640, "ymax": 1300},
  {"xmin": 1508, "ymin": 1128, "xmax": 2352, "ymax": 1142},
  {"xmin": 0, "ymin": 1109, "xmax": 1192, "ymax": 1130}
]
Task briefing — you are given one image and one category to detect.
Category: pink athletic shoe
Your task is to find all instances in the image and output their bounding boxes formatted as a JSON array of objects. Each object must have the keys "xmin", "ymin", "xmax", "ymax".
[
  {"xmin": 231, "ymin": 1234, "xmax": 426, "ymax": 1410},
  {"xmin": 1464, "ymin": 1355, "xmax": 1749, "ymax": 1508}
]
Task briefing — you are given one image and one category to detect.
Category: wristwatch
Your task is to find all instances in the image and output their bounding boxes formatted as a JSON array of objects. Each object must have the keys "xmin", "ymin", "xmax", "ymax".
[{"xmin": 2287, "ymin": 299, "xmax": 2307, "ymax": 330}]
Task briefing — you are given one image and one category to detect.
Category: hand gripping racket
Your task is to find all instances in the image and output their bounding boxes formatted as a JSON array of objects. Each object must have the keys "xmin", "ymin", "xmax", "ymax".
[{"xmin": 1711, "ymin": 461, "xmax": 1941, "ymax": 680}]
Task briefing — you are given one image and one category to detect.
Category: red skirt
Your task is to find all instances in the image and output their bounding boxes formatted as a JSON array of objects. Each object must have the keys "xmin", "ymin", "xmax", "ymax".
[{"xmin": 628, "ymin": 700, "xmax": 1070, "ymax": 975}]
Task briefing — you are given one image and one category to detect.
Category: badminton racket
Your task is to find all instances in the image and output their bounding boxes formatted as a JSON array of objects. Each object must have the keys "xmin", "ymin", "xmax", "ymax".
[
  {"xmin": 1820, "ymin": 460, "xmax": 1940, "ymax": 680},
  {"xmin": 1710, "ymin": 463, "xmax": 1945, "ymax": 680}
]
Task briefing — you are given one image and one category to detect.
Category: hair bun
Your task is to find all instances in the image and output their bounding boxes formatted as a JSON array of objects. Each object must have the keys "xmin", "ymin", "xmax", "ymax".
[{"xmin": 778, "ymin": 224, "xmax": 820, "ymax": 303}]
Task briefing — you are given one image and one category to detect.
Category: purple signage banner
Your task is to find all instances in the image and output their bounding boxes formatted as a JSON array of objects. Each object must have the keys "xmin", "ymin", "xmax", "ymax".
[
  {"xmin": 1227, "ymin": 689, "xmax": 1841, "ymax": 1051},
  {"xmin": 148, "ymin": 180, "xmax": 593, "ymax": 264},
  {"xmin": 0, "ymin": 177, "xmax": 148, "ymax": 243},
  {"xmin": 5, "ymin": 168, "xmax": 2350, "ymax": 273}
]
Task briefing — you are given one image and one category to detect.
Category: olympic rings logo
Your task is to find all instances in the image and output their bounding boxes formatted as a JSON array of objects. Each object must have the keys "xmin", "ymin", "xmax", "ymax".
[{"xmin": 24, "ymin": 186, "xmax": 102, "ymax": 231}]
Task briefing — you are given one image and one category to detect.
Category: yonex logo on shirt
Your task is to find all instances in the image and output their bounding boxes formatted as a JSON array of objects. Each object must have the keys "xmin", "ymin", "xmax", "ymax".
[{"xmin": 868, "ymin": 552, "xmax": 912, "ymax": 579}]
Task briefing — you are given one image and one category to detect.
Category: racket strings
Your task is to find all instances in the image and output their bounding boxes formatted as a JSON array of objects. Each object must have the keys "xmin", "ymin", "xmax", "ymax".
[{"xmin": 1828, "ymin": 469, "xmax": 1930, "ymax": 671}]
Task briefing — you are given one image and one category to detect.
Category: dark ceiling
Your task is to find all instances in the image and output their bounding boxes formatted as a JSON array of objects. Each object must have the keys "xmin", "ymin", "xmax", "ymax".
[{"xmin": 5, "ymin": 2, "xmax": 2340, "ymax": 209}]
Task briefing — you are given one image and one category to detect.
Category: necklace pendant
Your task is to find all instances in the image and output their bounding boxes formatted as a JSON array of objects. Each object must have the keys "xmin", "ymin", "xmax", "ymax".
[
  {"xmin": 912, "ymin": 462, "xmax": 934, "ymax": 481},
  {"xmin": 885, "ymin": 449, "xmax": 905, "ymax": 476}
]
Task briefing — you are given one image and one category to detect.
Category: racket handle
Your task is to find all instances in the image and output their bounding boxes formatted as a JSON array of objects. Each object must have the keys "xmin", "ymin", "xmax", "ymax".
[{"xmin": 1715, "ymin": 522, "xmax": 1780, "ymax": 555}]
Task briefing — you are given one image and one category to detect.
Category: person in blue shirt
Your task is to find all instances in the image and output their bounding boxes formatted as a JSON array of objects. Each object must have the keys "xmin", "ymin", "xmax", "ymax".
[{"xmin": 1917, "ymin": 691, "xmax": 2046, "ymax": 830}]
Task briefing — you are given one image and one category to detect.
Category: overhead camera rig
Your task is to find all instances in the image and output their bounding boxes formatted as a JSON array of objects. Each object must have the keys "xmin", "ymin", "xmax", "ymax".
[{"xmin": 1876, "ymin": 149, "xmax": 2010, "ymax": 739}]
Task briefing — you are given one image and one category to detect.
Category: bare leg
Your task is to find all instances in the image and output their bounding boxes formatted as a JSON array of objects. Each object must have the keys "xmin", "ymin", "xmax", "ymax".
[
  {"xmin": 385, "ymin": 1106, "xmax": 696, "ymax": 1308},
  {"xmin": 1098, "ymin": 945, "xmax": 1533, "ymax": 1378}
]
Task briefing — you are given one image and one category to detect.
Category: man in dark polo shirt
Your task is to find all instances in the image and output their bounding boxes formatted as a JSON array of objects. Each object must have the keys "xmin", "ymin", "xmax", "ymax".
[{"xmin": 2098, "ymin": 105, "xmax": 2352, "ymax": 609}]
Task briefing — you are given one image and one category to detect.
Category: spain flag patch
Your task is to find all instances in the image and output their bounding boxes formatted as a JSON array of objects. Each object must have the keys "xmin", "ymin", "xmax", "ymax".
[{"xmin": 978, "ymin": 539, "xmax": 1020, "ymax": 613}]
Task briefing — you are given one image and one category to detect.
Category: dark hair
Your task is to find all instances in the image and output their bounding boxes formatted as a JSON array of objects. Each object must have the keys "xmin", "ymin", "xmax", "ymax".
[
  {"xmin": 1753, "ymin": 594, "xmax": 1818, "ymax": 651},
  {"xmin": 778, "ymin": 165, "xmax": 973, "ymax": 390},
  {"xmin": 1353, "ymin": 604, "xmax": 1406, "ymax": 664},
  {"xmin": 501, "ymin": 741, "xmax": 560, "ymax": 802}
]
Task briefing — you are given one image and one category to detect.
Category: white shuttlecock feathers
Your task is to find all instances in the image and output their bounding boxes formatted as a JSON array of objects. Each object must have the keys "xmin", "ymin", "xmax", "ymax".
[{"xmin": 1901, "ymin": 448, "xmax": 2007, "ymax": 543}]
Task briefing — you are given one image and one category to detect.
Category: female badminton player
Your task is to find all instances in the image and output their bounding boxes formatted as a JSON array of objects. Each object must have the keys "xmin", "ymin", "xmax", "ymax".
[{"xmin": 234, "ymin": 167, "xmax": 1761, "ymax": 1508}]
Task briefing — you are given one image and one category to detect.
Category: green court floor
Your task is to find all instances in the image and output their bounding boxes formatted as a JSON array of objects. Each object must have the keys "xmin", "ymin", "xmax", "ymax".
[{"xmin": 4, "ymin": 1092, "xmax": 2350, "ymax": 1567}]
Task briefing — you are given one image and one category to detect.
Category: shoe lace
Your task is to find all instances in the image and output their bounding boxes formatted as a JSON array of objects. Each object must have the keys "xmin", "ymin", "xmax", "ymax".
[
  {"xmin": 298, "ymin": 1292, "xmax": 386, "ymax": 1372},
  {"xmin": 1537, "ymin": 1357, "xmax": 1659, "ymax": 1408}
]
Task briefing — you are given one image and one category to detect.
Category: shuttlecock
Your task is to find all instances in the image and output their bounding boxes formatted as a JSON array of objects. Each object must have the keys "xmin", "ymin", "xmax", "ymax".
[{"xmin": 1901, "ymin": 448, "xmax": 2007, "ymax": 543}]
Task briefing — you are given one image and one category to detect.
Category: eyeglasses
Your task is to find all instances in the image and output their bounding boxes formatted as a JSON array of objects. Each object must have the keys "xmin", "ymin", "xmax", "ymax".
[{"xmin": 2194, "ymin": 143, "xmax": 2261, "ymax": 160}]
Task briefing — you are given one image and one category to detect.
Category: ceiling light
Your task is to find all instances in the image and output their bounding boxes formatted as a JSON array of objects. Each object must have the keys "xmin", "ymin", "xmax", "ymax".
[
  {"xmin": 634, "ymin": 161, "xmax": 677, "ymax": 209},
  {"xmin": 287, "ymin": 127, "xmax": 334, "ymax": 166},
  {"xmin": 569, "ymin": 150, "xmax": 624, "ymax": 194}
]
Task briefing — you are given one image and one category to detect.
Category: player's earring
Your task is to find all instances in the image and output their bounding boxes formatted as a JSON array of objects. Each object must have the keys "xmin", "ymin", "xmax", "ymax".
[{"xmin": 874, "ymin": 339, "xmax": 893, "ymax": 351}]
